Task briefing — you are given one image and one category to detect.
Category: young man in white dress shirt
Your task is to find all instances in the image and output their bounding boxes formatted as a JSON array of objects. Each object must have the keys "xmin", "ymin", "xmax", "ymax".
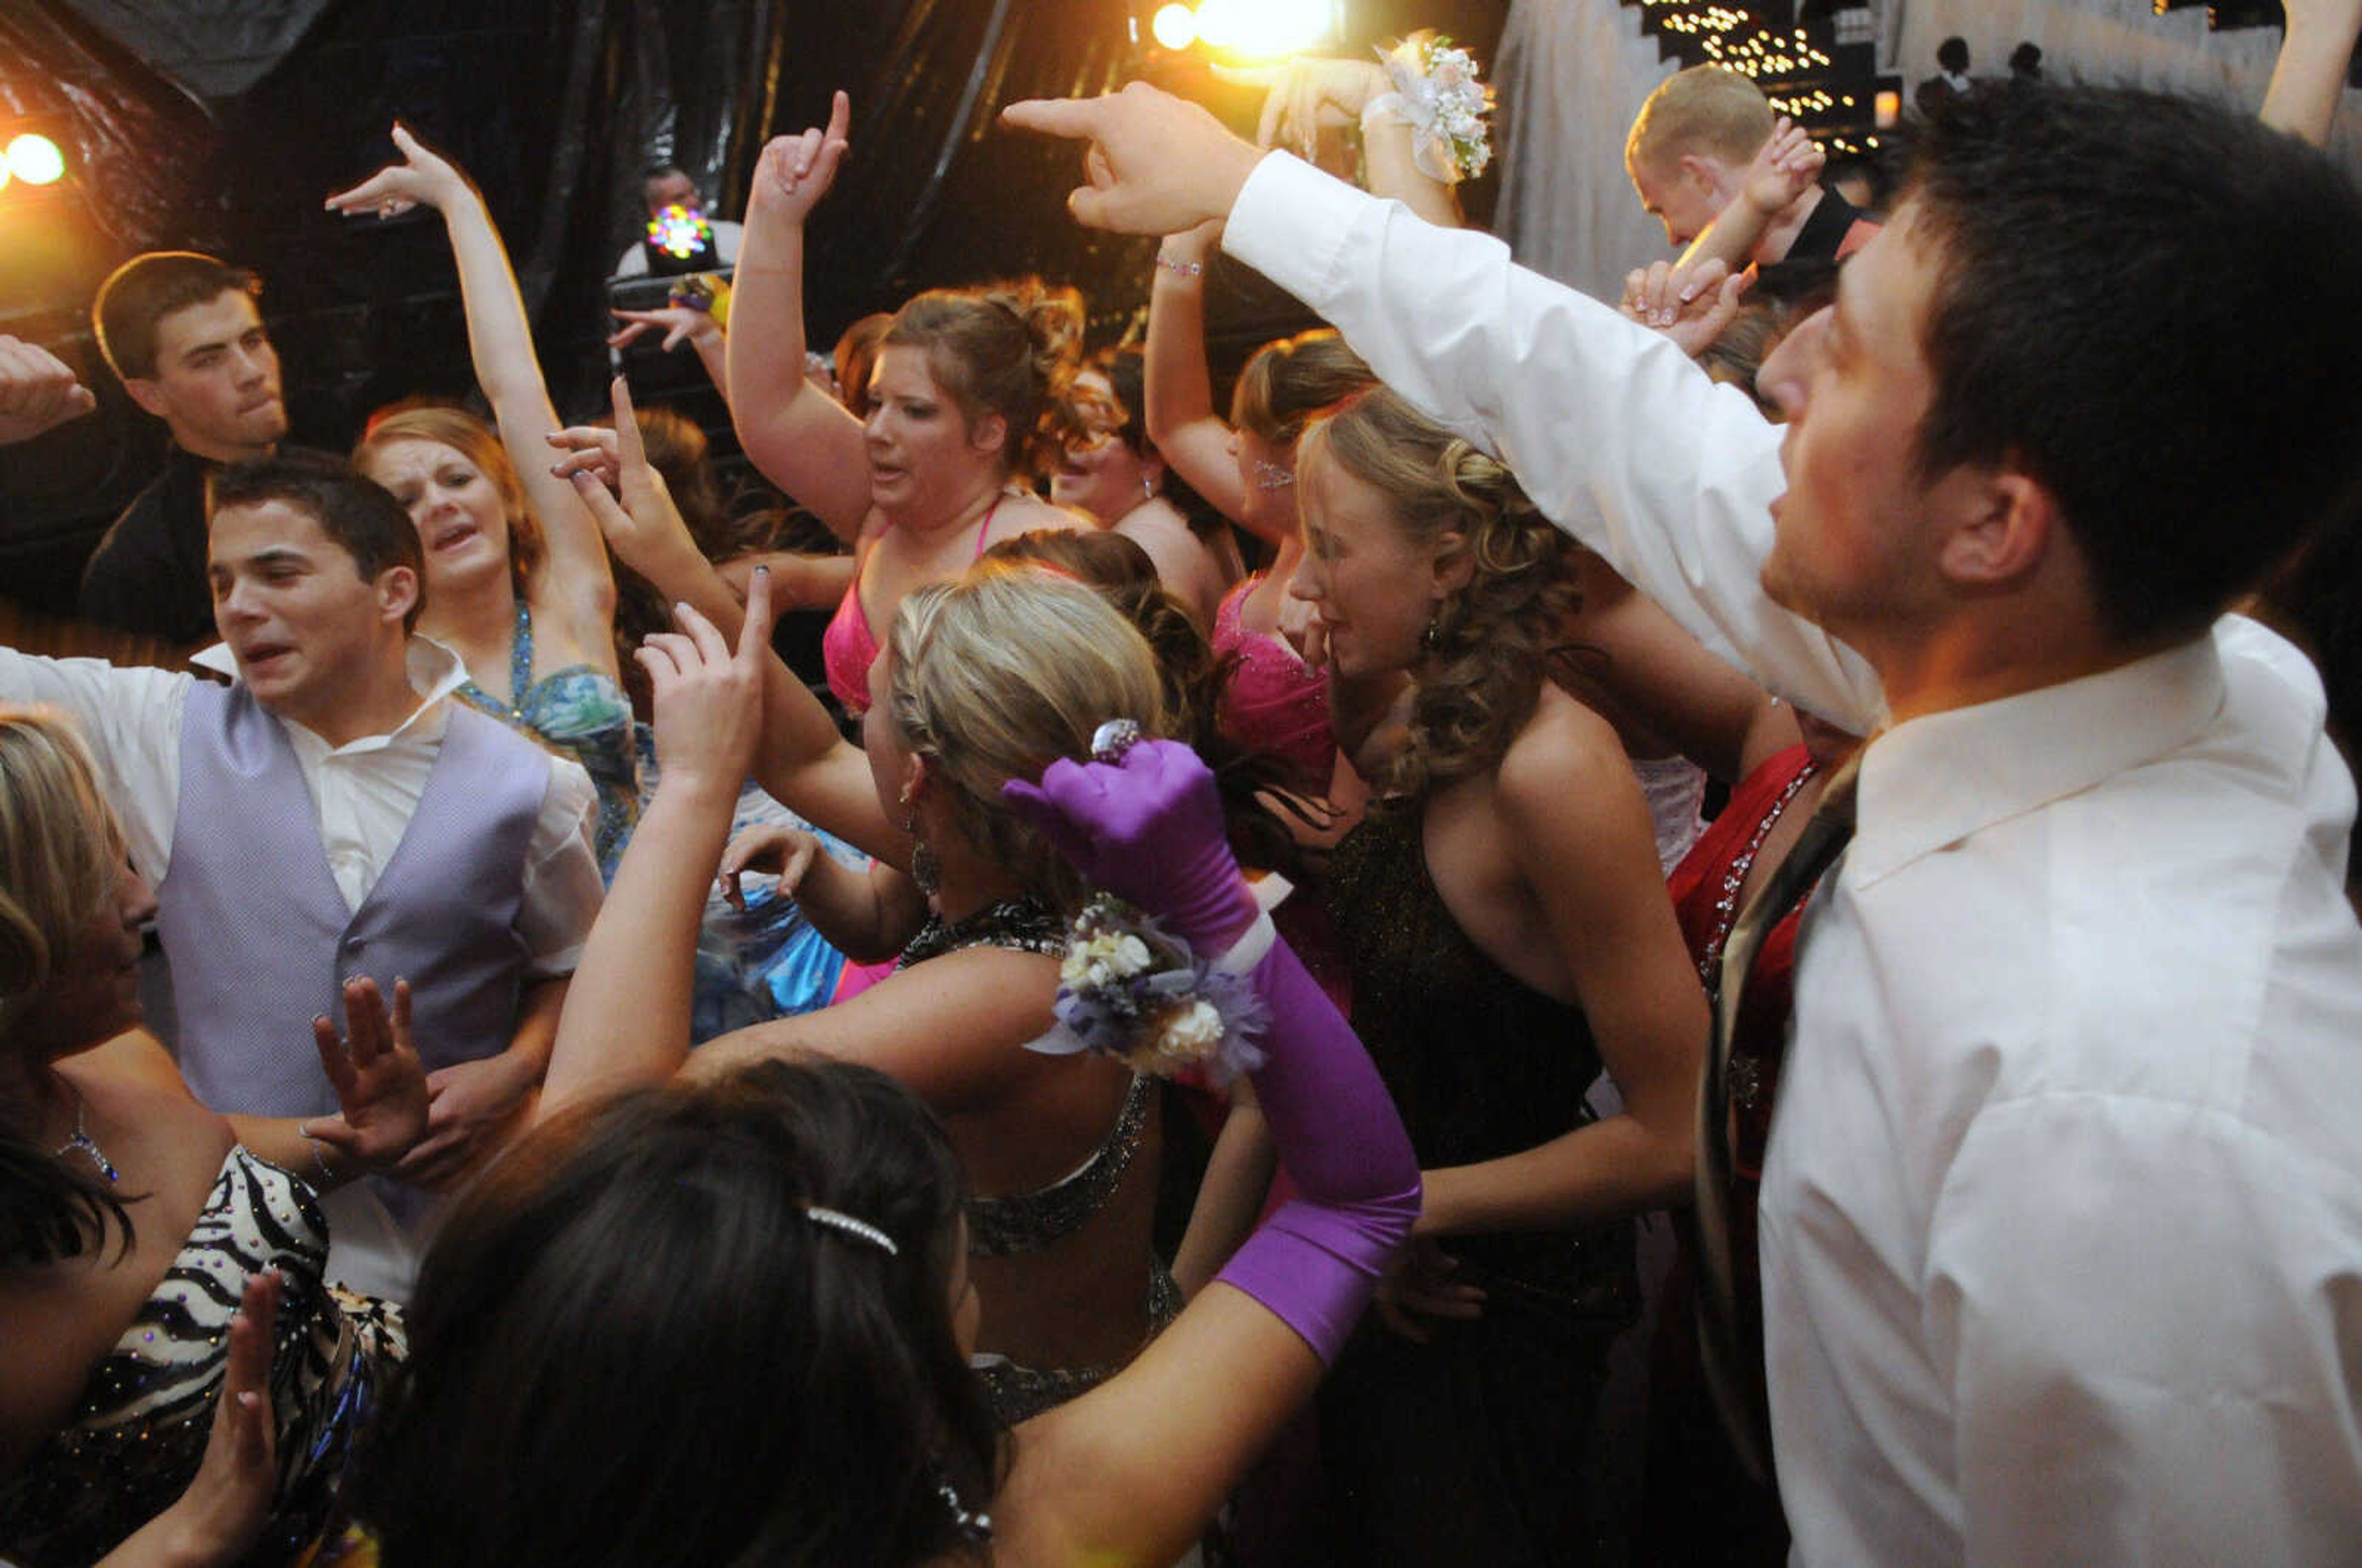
[
  {"xmin": 1004, "ymin": 79, "xmax": 2362, "ymax": 1566},
  {"xmin": 0, "ymin": 451, "xmax": 601, "ymax": 1296}
]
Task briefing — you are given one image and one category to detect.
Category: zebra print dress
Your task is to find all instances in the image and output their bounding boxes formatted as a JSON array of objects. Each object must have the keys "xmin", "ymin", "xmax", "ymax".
[{"xmin": 0, "ymin": 1145, "xmax": 405, "ymax": 1568}]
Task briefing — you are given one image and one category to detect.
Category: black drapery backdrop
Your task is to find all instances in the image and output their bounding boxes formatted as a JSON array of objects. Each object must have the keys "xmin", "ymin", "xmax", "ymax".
[{"xmin": 0, "ymin": 0, "xmax": 1502, "ymax": 616}]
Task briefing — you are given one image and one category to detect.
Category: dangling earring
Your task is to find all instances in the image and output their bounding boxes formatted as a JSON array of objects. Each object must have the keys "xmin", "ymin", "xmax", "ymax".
[
  {"xmin": 1142, "ymin": 475, "xmax": 1156, "ymax": 502},
  {"xmin": 1420, "ymin": 603, "xmax": 1443, "ymax": 655},
  {"xmin": 937, "ymin": 1478, "xmax": 993, "ymax": 1542},
  {"xmin": 901, "ymin": 787, "xmax": 940, "ymax": 897}
]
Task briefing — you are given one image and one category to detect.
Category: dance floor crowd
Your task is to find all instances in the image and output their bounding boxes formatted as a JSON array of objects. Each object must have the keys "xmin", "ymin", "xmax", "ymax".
[{"xmin": 3, "ymin": 11, "xmax": 2361, "ymax": 1566}]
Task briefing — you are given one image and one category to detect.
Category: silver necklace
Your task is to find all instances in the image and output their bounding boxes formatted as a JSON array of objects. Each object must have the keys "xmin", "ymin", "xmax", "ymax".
[{"xmin": 55, "ymin": 1084, "xmax": 121, "ymax": 1183}]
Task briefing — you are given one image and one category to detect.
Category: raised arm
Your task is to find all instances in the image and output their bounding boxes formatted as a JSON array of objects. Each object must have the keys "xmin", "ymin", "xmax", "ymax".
[
  {"xmin": 327, "ymin": 127, "xmax": 615, "ymax": 621},
  {"xmin": 608, "ymin": 302, "xmax": 732, "ymax": 405},
  {"xmin": 2261, "ymin": 0, "xmax": 2362, "ymax": 146},
  {"xmin": 725, "ymin": 92, "xmax": 876, "ymax": 543},
  {"xmin": 1220, "ymin": 57, "xmax": 1463, "ymax": 227},
  {"xmin": 559, "ymin": 386, "xmax": 906, "ymax": 863},
  {"xmin": 993, "ymin": 740, "xmax": 1420, "ymax": 1568},
  {"xmin": 539, "ymin": 576, "xmax": 776, "ymax": 1117},
  {"xmin": 1675, "ymin": 115, "xmax": 1821, "ymax": 276},
  {"xmin": 1001, "ymin": 85, "xmax": 1882, "ymax": 731},
  {"xmin": 1142, "ymin": 220, "xmax": 1254, "ymax": 528}
]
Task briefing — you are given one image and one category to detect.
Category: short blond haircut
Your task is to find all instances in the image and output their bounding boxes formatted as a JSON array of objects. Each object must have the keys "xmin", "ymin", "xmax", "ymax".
[
  {"xmin": 0, "ymin": 708, "xmax": 128, "ymax": 1043},
  {"xmin": 1626, "ymin": 66, "xmax": 1775, "ymax": 177},
  {"xmin": 885, "ymin": 564, "xmax": 1171, "ymax": 912}
]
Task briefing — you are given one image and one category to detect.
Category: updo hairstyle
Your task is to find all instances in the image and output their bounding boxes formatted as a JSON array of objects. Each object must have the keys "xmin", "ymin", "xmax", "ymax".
[
  {"xmin": 881, "ymin": 565, "xmax": 1168, "ymax": 913},
  {"xmin": 1230, "ymin": 329, "xmax": 1374, "ymax": 447},
  {"xmin": 885, "ymin": 278, "xmax": 1083, "ymax": 483}
]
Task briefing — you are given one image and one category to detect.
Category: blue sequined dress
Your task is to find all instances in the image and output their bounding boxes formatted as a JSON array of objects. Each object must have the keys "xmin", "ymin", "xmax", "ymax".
[{"xmin": 454, "ymin": 600, "xmax": 640, "ymax": 878}]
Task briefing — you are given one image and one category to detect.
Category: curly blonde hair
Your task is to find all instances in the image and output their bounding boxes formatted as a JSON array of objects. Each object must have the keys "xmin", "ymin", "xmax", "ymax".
[
  {"xmin": 1298, "ymin": 388, "xmax": 1581, "ymax": 803},
  {"xmin": 883, "ymin": 564, "xmax": 1171, "ymax": 913}
]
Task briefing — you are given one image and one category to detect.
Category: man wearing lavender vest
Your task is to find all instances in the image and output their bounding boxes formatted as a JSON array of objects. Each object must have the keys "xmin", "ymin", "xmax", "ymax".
[{"xmin": 0, "ymin": 451, "xmax": 602, "ymax": 1297}]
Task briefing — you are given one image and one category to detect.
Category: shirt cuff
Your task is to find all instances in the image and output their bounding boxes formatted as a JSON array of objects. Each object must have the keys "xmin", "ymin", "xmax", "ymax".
[
  {"xmin": 524, "ymin": 944, "xmax": 584, "ymax": 981},
  {"xmin": 1225, "ymin": 152, "xmax": 1372, "ymax": 312}
]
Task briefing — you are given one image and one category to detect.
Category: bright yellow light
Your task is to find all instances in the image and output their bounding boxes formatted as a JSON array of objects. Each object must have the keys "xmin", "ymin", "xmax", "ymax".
[
  {"xmin": 1151, "ymin": 2, "xmax": 1197, "ymax": 49},
  {"xmin": 1195, "ymin": 0, "xmax": 1330, "ymax": 59},
  {"xmin": 6, "ymin": 135, "xmax": 63, "ymax": 186}
]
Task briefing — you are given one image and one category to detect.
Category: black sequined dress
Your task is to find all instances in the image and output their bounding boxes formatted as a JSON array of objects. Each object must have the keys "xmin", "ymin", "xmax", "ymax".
[
  {"xmin": 0, "ymin": 1147, "xmax": 405, "ymax": 1568},
  {"xmin": 1318, "ymin": 805, "xmax": 1637, "ymax": 1567}
]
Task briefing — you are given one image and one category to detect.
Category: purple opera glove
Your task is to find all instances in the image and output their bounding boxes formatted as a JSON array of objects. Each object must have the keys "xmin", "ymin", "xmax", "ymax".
[
  {"xmin": 1001, "ymin": 738, "xmax": 1261, "ymax": 953},
  {"xmin": 1215, "ymin": 937, "xmax": 1421, "ymax": 1363}
]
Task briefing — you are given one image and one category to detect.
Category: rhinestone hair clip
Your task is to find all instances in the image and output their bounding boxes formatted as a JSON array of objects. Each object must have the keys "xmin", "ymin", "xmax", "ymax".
[{"xmin": 804, "ymin": 1204, "xmax": 898, "ymax": 1256}]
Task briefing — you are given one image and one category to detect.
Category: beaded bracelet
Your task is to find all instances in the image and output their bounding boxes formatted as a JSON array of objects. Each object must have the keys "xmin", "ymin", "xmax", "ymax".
[
  {"xmin": 1155, "ymin": 253, "xmax": 1204, "ymax": 279},
  {"xmin": 295, "ymin": 1121, "xmax": 338, "ymax": 1187}
]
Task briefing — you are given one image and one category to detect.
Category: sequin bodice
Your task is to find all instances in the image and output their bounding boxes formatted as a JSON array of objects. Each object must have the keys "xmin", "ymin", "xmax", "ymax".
[
  {"xmin": 0, "ymin": 1147, "xmax": 405, "ymax": 1568},
  {"xmin": 455, "ymin": 600, "xmax": 640, "ymax": 877}
]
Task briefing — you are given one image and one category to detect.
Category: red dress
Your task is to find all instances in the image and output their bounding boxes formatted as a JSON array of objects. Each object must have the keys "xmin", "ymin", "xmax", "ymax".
[{"xmin": 1644, "ymin": 742, "xmax": 1821, "ymax": 1568}]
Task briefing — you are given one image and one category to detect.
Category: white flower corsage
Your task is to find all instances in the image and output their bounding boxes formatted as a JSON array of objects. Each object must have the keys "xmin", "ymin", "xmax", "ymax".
[
  {"xmin": 1030, "ymin": 893, "xmax": 1270, "ymax": 1083},
  {"xmin": 1369, "ymin": 30, "xmax": 1495, "ymax": 185}
]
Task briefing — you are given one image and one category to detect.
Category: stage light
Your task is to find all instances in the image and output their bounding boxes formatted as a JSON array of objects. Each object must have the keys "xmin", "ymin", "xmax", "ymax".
[
  {"xmin": 1194, "ymin": 0, "xmax": 1334, "ymax": 59},
  {"xmin": 6, "ymin": 134, "xmax": 63, "ymax": 186},
  {"xmin": 1151, "ymin": 2, "xmax": 1197, "ymax": 49}
]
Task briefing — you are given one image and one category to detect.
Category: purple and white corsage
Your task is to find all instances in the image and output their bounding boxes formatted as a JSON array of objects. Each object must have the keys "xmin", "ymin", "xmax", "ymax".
[{"xmin": 1029, "ymin": 893, "xmax": 1270, "ymax": 1083}]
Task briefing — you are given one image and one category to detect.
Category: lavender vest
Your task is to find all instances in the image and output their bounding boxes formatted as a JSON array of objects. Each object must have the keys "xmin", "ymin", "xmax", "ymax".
[{"xmin": 157, "ymin": 681, "xmax": 546, "ymax": 1121}]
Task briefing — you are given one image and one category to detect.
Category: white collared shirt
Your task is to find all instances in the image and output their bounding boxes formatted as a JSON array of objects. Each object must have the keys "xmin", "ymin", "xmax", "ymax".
[
  {"xmin": 0, "ymin": 638, "xmax": 600, "ymax": 976},
  {"xmin": 1225, "ymin": 151, "xmax": 2362, "ymax": 1565}
]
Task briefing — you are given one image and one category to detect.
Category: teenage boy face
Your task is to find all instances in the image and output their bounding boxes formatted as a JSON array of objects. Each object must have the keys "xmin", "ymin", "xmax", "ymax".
[
  {"xmin": 207, "ymin": 499, "xmax": 413, "ymax": 733},
  {"xmin": 129, "ymin": 290, "xmax": 287, "ymax": 459}
]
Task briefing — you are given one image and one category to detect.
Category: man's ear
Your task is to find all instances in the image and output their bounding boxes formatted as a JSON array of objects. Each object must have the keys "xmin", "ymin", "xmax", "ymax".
[
  {"xmin": 1678, "ymin": 151, "xmax": 1727, "ymax": 200},
  {"xmin": 123, "ymin": 376, "xmax": 173, "ymax": 421},
  {"xmin": 376, "ymin": 564, "xmax": 422, "ymax": 629},
  {"xmin": 1932, "ymin": 464, "xmax": 2056, "ymax": 592}
]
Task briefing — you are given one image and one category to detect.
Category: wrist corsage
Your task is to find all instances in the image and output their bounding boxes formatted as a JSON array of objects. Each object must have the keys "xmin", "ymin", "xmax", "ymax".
[
  {"xmin": 1030, "ymin": 893, "xmax": 1270, "ymax": 1083},
  {"xmin": 667, "ymin": 272, "xmax": 731, "ymax": 330},
  {"xmin": 1372, "ymin": 30, "xmax": 1495, "ymax": 184}
]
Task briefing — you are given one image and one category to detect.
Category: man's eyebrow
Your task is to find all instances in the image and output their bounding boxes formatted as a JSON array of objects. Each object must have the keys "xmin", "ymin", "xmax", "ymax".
[{"xmin": 213, "ymin": 545, "xmax": 312, "ymax": 571}]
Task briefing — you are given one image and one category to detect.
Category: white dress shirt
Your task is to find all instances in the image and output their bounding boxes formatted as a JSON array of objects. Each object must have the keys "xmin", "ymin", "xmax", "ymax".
[
  {"xmin": 0, "ymin": 638, "xmax": 600, "ymax": 976},
  {"xmin": 1225, "ymin": 151, "xmax": 2362, "ymax": 1566}
]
